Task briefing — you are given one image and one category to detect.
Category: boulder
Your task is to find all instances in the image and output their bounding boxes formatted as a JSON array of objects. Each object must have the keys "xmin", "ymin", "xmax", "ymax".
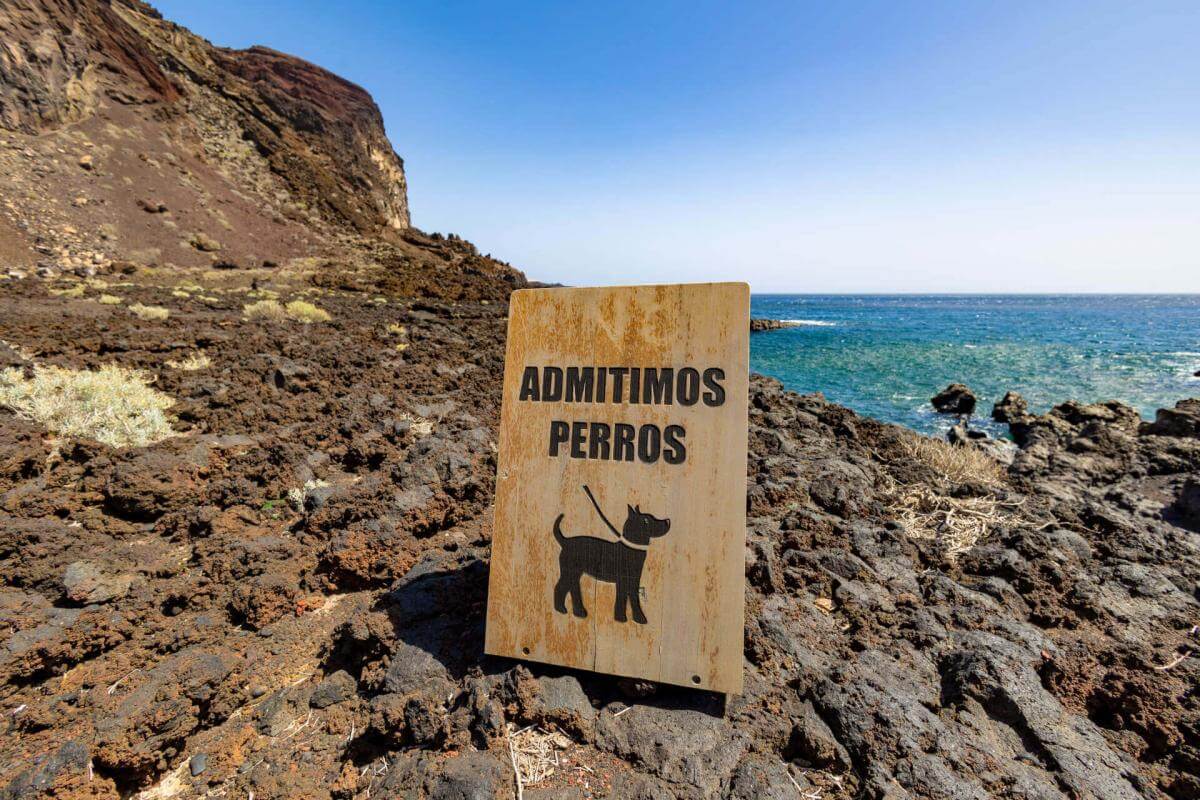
[
  {"xmin": 931, "ymin": 383, "xmax": 977, "ymax": 415},
  {"xmin": 750, "ymin": 319, "xmax": 799, "ymax": 333},
  {"xmin": 61, "ymin": 561, "xmax": 132, "ymax": 605},
  {"xmin": 309, "ymin": 669, "xmax": 357, "ymax": 708},
  {"xmin": 426, "ymin": 751, "xmax": 511, "ymax": 800},
  {"xmin": 1175, "ymin": 479, "xmax": 1200, "ymax": 522},
  {"xmin": 991, "ymin": 391, "xmax": 1029, "ymax": 422},
  {"xmin": 1141, "ymin": 399, "xmax": 1200, "ymax": 438}
]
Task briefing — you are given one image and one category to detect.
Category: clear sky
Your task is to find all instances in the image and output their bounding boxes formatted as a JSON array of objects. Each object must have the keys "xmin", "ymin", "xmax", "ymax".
[{"xmin": 154, "ymin": 1, "xmax": 1199, "ymax": 292}]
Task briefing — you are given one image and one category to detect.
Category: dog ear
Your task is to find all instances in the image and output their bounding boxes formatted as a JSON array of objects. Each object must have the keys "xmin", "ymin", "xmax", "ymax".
[
  {"xmin": 627, "ymin": 504, "xmax": 635, "ymax": 516},
  {"xmin": 635, "ymin": 504, "xmax": 642, "ymax": 513}
]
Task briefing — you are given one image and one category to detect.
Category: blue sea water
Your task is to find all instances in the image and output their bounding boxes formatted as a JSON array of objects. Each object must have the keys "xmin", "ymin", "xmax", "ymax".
[{"xmin": 749, "ymin": 295, "xmax": 1200, "ymax": 437}]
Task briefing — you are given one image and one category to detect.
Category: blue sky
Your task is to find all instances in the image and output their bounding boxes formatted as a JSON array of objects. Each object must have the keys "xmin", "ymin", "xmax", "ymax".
[{"xmin": 154, "ymin": 1, "xmax": 1199, "ymax": 292}]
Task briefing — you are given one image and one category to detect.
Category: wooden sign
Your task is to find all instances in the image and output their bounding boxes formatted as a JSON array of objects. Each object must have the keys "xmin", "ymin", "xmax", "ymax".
[{"xmin": 485, "ymin": 282, "xmax": 748, "ymax": 694}]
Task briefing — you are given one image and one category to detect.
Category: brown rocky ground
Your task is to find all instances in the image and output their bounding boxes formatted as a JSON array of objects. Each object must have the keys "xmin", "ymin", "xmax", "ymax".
[{"xmin": 1, "ymin": 2, "xmax": 1198, "ymax": 799}]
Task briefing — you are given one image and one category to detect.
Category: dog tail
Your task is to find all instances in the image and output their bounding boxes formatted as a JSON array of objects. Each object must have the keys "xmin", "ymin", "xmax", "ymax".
[{"xmin": 552, "ymin": 513, "xmax": 567, "ymax": 546}]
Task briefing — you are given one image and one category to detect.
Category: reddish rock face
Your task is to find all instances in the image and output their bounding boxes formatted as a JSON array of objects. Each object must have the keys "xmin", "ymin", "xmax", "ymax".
[
  {"xmin": 0, "ymin": 0, "xmax": 177, "ymax": 132},
  {"xmin": 0, "ymin": 0, "xmax": 408, "ymax": 236}
]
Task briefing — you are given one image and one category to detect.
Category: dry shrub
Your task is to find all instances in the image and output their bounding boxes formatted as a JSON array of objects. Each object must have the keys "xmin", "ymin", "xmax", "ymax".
[
  {"xmin": 165, "ymin": 352, "xmax": 211, "ymax": 371},
  {"xmin": 888, "ymin": 486, "xmax": 1021, "ymax": 555},
  {"xmin": 243, "ymin": 299, "xmax": 331, "ymax": 323},
  {"xmin": 386, "ymin": 323, "xmax": 407, "ymax": 336},
  {"xmin": 285, "ymin": 300, "xmax": 331, "ymax": 323},
  {"xmin": 886, "ymin": 435, "xmax": 1016, "ymax": 555},
  {"xmin": 508, "ymin": 724, "xmax": 572, "ymax": 790},
  {"xmin": 50, "ymin": 283, "xmax": 86, "ymax": 298},
  {"xmin": 399, "ymin": 411, "xmax": 433, "ymax": 436},
  {"xmin": 243, "ymin": 299, "xmax": 288, "ymax": 321},
  {"xmin": 0, "ymin": 364, "xmax": 175, "ymax": 448},
  {"xmin": 129, "ymin": 303, "xmax": 169, "ymax": 321},
  {"xmin": 97, "ymin": 294, "xmax": 123, "ymax": 305},
  {"xmin": 900, "ymin": 435, "xmax": 1005, "ymax": 487},
  {"xmin": 171, "ymin": 289, "xmax": 191, "ymax": 299}
]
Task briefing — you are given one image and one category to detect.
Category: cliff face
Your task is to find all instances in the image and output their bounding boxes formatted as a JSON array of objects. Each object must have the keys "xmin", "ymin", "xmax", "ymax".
[{"xmin": 0, "ymin": 0, "xmax": 409, "ymax": 239}]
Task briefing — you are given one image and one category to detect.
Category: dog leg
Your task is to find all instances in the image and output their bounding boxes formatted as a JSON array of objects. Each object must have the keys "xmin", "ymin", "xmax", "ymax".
[
  {"xmin": 614, "ymin": 583, "xmax": 628, "ymax": 622},
  {"xmin": 568, "ymin": 578, "xmax": 587, "ymax": 618},
  {"xmin": 553, "ymin": 576, "xmax": 568, "ymax": 614},
  {"xmin": 630, "ymin": 588, "xmax": 648, "ymax": 625}
]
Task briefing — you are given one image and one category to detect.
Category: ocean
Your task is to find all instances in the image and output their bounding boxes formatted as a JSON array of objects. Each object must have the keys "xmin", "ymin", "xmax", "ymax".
[{"xmin": 749, "ymin": 294, "xmax": 1200, "ymax": 437}]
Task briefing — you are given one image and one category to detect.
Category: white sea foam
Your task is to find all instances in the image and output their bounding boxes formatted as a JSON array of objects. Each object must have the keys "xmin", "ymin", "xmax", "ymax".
[{"xmin": 782, "ymin": 319, "xmax": 837, "ymax": 327}]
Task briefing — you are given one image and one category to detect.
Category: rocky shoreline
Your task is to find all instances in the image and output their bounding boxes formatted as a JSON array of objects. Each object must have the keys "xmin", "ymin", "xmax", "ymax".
[
  {"xmin": 750, "ymin": 318, "xmax": 800, "ymax": 332},
  {"xmin": 1, "ymin": 3, "xmax": 1197, "ymax": 799}
]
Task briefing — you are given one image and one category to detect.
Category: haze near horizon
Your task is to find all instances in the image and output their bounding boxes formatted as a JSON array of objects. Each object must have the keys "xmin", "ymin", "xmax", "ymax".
[{"xmin": 154, "ymin": 0, "xmax": 1200, "ymax": 293}]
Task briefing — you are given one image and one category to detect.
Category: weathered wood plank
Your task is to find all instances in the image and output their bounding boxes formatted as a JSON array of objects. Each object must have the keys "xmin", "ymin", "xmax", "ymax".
[{"xmin": 485, "ymin": 282, "xmax": 748, "ymax": 694}]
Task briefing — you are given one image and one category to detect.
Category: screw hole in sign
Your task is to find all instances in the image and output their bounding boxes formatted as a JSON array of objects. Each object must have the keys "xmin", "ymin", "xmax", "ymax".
[
  {"xmin": 522, "ymin": 647, "xmax": 531, "ymax": 656},
  {"xmin": 691, "ymin": 675, "xmax": 701, "ymax": 685}
]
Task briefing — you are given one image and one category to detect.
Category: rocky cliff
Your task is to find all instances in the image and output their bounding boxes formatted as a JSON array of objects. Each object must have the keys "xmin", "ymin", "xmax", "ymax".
[
  {"xmin": 0, "ymin": 0, "xmax": 409, "ymax": 256},
  {"xmin": 0, "ymin": 3, "xmax": 1197, "ymax": 800}
]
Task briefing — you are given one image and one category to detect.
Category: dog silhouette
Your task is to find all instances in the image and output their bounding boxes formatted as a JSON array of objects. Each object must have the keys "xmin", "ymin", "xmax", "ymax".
[{"xmin": 552, "ymin": 485, "xmax": 671, "ymax": 624}]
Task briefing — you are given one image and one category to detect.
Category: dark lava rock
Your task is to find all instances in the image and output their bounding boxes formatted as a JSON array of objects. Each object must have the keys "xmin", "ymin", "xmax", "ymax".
[
  {"xmin": 947, "ymin": 420, "xmax": 988, "ymax": 445},
  {"xmin": 1174, "ymin": 479, "xmax": 1200, "ymax": 522},
  {"xmin": 931, "ymin": 383, "xmax": 977, "ymax": 415},
  {"xmin": 426, "ymin": 750, "xmax": 510, "ymax": 800},
  {"xmin": 992, "ymin": 390, "xmax": 1029, "ymax": 422},
  {"xmin": 309, "ymin": 669, "xmax": 356, "ymax": 708},
  {"xmin": 1141, "ymin": 398, "xmax": 1200, "ymax": 438},
  {"xmin": 596, "ymin": 705, "xmax": 746, "ymax": 794},
  {"xmin": 750, "ymin": 318, "xmax": 798, "ymax": 332}
]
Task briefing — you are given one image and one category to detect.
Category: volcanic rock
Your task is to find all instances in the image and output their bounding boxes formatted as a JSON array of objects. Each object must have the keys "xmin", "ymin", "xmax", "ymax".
[
  {"xmin": 991, "ymin": 390, "xmax": 1029, "ymax": 422},
  {"xmin": 750, "ymin": 318, "xmax": 798, "ymax": 332},
  {"xmin": 931, "ymin": 382, "xmax": 977, "ymax": 414}
]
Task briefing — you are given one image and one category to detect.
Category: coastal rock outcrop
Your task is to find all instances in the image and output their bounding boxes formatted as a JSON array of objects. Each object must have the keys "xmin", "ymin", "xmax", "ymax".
[
  {"xmin": 750, "ymin": 318, "xmax": 799, "ymax": 332},
  {"xmin": 931, "ymin": 382, "xmax": 977, "ymax": 415},
  {"xmin": 991, "ymin": 390, "xmax": 1029, "ymax": 422}
]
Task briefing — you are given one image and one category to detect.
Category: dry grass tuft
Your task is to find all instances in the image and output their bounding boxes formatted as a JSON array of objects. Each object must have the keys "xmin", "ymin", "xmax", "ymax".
[
  {"xmin": 386, "ymin": 323, "xmax": 407, "ymax": 336},
  {"xmin": 887, "ymin": 485, "xmax": 1021, "ymax": 556},
  {"xmin": 284, "ymin": 300, "xmax": 331, "ymax": 323},
  {"xmin": 399, "ymin": 411, "xmax": 433, "ymax": 436},
  {"xmin": 170, "ymin": 289, "xmax": 191, "ymax": 299},
  {"xmin": 508, "ymin": 724, "xmax": 572, "ymax": 791},
  {"xmin": 243, "ymin": 299, "xmax": 331, "ymax": 323},
  {"xmin": 0, "ymin": 364, "xmax": 176, "ymax": 448},
  {"xmin": 97, "ymin": 294, "xmax": 123, "ymax": 305},
  {"xmin": 165, "ymin": 352, "xmax": 211, "ymax": 371},
  {"xmin": 50, "ymin": 283, "xmax": 87, "ymax": 298},
  {"xmin": 128, "ymin": 303, "xmax": 170, "ymax": 321},
  {"xmin": 243, "ymin": 299, "xmax": 289, "ymax": 321},
  {"xmin": 900, "ymin": 435, "xmax": 1005, "ymax": 487},
  {"xmin": 885, "ymin": 435, "xmax": 1018, "ymax": 555}
]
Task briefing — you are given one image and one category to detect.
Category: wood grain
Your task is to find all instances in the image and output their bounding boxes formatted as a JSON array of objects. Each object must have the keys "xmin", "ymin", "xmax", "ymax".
[{"xmin": 485, "ymin": 283, "xmax": 748, "ymax": 694}]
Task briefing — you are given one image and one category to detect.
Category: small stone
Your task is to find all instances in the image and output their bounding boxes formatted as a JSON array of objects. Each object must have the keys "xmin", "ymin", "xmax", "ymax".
[
  {"xmin": 189, "ymin": 753, "xmax": 207, "ymax": 776},
  {"xmin": 77, "ymin": 154, "xmax": 93, "ymax": 170},
  {"xmin": 310, "ymin": 670, "xmax": 357, "ymax": 708}
]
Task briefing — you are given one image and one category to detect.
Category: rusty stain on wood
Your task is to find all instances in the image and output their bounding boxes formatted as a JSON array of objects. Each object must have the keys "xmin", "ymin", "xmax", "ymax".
[{"xmin": 485, "ymin": 282, "xmax": 748, "ymax": 694}]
